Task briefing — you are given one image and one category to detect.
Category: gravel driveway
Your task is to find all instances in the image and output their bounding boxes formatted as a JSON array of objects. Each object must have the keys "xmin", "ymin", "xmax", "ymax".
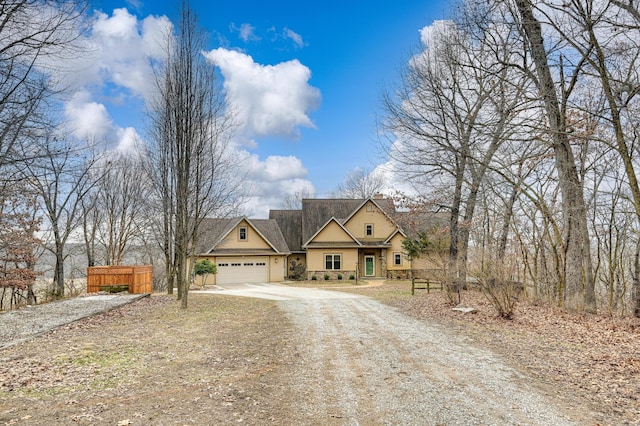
[
  {"xmin": 0, "ymin": 294, "xmax": 146, "ymax": 350},
  {"xmin": 210, "ymin": 283, "xmax": 592, "ymax": 425},
  {"xmin": 1, "ymin": 285, "xmax": 595, "ymax": 424}
]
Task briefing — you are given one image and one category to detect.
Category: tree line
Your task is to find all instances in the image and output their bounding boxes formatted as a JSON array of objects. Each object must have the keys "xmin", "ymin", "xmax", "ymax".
[
  {"xmin": 382, "ymin": 0, "xmax": 640, "ymax": 316},
  {"xmin": 0, "ymin": 0, "xmax": 241, "ymax": 309}
]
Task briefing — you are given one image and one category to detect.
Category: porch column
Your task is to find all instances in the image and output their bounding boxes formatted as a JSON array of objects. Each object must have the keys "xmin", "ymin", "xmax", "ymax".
[{"xmin": 380, "ymin": 248, "xmax": 387, "ymax": 278}]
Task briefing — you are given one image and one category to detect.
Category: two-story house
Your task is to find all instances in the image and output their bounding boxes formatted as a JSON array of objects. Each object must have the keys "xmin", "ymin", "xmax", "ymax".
[{"xmin": 193, "ymin": 196, "xmax": 440, "ymax": 285}]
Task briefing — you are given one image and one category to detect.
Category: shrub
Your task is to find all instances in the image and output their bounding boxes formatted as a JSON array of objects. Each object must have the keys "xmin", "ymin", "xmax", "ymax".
[
  {"xmin": 471, "ymin": 261, "xmax": 522, "ymax": 319},
  {"xmin": 194, "ymin": 259, "xmax": 217, "ymax": 287},
  {"xmin": 349, "ymin": 274, "xmax": 355, "ymax": 280},
  {"xmin": 288, "ymin": 260, "xmax": 306, "ymax": 281},
  {"xmin": 324, "ymin": 274, "xmax": 330, "ymax": 280},
  {"xmin": 337, "ymin": 274, "xmax": 343, "ymax": 280},
  {"xmin": 311, "ymin": 275, "xmax": 317, "ymax": 281}
]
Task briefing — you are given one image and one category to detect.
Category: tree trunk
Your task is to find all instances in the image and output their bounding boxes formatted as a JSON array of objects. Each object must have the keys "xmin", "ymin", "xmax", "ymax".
[
  {"xmin": 497, "ymin": 184, "xmax": 519, "ymax": 260},
  {"xmin": 514, "ymin": 0, "xmax": 594, "ymax": 311},
  {"xmin": 634, "ymin": 237, "xmax": 640, "ymax": 317},
  {"xmin": 53, "ymin": 247, "xmax": 65, "ymax": 297},
  {"xmin": 447, "ymin": 162, "xmax": 465, "ymax": 304}
]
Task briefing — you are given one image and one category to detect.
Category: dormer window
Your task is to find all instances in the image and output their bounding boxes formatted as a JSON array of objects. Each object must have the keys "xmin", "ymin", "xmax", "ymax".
[
  {"xmin": 239, "ymin": 227, "xmax": 247, "ymax": 241},
  {"xmin": 365, "ymin": 224, "xmax": 374, "ymax": 237}
]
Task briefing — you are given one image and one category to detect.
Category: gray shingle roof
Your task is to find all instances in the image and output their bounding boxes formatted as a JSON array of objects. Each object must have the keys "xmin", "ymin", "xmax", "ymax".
[
  {"xmin": 250, "ymin": 219, "xmax": 290, "ymax": 253},
  {"xmin": 393, "ymin": 211, "xmax": 449, "ymax": 238},
  {"xmin": 196, "ymin": 198, "xmax": 406, "ymax": 256},
  {"xmin": 269, "ymin": 210, "xmax": 303, "ymax": 252}
]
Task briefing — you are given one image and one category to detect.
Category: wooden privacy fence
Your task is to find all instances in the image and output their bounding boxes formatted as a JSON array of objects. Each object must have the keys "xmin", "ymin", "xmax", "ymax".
[{"xmin": 87, "ymin": 265, "xmax": 153, "ymax": 294}]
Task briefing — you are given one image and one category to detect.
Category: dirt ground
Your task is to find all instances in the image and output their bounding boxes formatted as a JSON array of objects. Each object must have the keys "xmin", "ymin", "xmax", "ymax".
[{"xmin": 0, "ymin": 282, "xmax": 638, "ymax": 425}]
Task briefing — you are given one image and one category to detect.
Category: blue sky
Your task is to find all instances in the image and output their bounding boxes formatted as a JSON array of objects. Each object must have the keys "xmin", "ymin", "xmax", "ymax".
[{"xmin": 77, "ymin": 0, "xmax": 450, "ymax": 217}]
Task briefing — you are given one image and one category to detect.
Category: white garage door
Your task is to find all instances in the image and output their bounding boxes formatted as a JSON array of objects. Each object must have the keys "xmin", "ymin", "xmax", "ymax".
[{"xmin": 216, "ymin": 257, "xmax": 269, "ymax": 284}]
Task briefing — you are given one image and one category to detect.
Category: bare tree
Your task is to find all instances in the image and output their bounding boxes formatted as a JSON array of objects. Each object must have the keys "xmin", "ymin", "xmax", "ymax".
[
  {"xmin": 0, "ymin": 179, "xmax": 41, "ymax": 309},
  {"xmin": 549, "ymin": 0, "xmax": 640, "ymax": 315},
  {"xmin": 332, "ymin": 167, "xmax": 385, "ymax": 199},
  {"xmin": 21, "ymin": 135, "xmax": 102, "ymax": 297},
  {"xmin": 147, "ymin": 0, "xmax": 239, "ymax": 308},
  {"xmin": 464, "ymin": 0, "xmax": 595, "ymax": 310},
  {"xmin": 381, "ymin": 12, "xmax": 527, "ymax": 300},
  {"xmin": 94, "ymin": 151, "xmax": 150, "ymax": 266},
  {"xmin": 0, "ymin": 0, "xmax": 87, "ymax": 173},
  {"xmin": 80, "ymin": 188, "xmax": 100, "ymax": 267},
  {"xmin": 280, "ymin": 188, "xmax": 314, "ymax": 210}
]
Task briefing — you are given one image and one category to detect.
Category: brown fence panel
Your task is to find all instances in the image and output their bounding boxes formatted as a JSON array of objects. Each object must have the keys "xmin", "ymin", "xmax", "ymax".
[
  {"xmin": 131, "ymin": 265, "xmax": 153, "ymax": 294},
  {"xmin": 87, "ymin": 265, "xmax": 153, "ymax": 294}
]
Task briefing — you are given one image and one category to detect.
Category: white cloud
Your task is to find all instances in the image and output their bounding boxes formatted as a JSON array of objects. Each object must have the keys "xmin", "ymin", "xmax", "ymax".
[
  {"xmin": 231, "ymin": 152, "xmax": 315, "ymax": 217},
  {"xmin": 90, "ymin": 8, "xmax": 170, "ymax": 100},
  {"xmin": 64, "ymin": 91, "xmax": 142, "ymax": 151},
  {"xmin": 65, "ymin": 91, "xmax": 115, "ymax": 142},
  {"xmin": 115, "ymin": 127, "xmax": 142, "ymax": 152},
  {"xmin": 262, "ymin": 156, "xmax": 308, "ymax": 181},
  {"xmin": 284, "ymin": 28, "xmax": 305, "ymax": 48},
  {"xmin": 53, "ymin": 9, "xmax": 318, "ymax": 216},
  {"xmin": 204, "ymin": 48, "xmax": 321, "ymax": 144},
  {"xmin": 54, "ymin": 9, "xmax": 169, "ymax": 151},
  {"xmin": 52, "ymin": 8, "xmax": 170, "ymax": 102},
  {"xmin": 231, "ymin": 23, "xmax": 259, "ymax": 42}
]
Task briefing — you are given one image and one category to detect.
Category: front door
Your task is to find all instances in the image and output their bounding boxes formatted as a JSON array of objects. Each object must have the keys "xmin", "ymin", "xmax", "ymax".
[{"xmin": 364, "ymin": 256, "xmax": 375, "ymax": 277}]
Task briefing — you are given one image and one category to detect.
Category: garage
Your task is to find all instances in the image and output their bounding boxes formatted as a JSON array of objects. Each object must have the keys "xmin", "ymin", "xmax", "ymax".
[{"xmin": 215, "ymin": 257, "xmax": 269, "ymax": 284}]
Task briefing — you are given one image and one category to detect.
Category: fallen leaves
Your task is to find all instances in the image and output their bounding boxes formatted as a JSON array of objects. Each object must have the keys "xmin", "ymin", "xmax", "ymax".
[{"xmin": 394, "ymin": 288, "xmax": 640, "ymax": 426}]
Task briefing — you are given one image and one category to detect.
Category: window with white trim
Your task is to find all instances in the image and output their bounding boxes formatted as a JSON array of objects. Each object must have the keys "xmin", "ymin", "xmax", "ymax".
[
  {"xmin": 239, "ymin": 227, "xmax": 247, "ymax": 241},
  {"xmin": 394, "ymin": 253, "xmax": 402, "ymax": 266},
  {"xmin": 325, "ymin": 254, "xmax": 341, "ymax": 270},
  {"xmin": 365, "ymin": 223, "xmax": 374, "ymax": 237}
]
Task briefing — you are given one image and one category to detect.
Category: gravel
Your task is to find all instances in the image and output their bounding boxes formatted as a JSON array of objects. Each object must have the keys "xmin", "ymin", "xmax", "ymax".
[
  {"xmin": 0, "ymin": 294, "xmax": 146, "ymax": 349},
  {"xmin": 279, "ymin": 295, "xmax": 594, "ymax": 425}
]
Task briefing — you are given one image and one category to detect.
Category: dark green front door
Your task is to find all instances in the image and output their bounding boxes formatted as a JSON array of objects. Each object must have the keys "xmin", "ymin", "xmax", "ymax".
[{"xmin": 365, "ymin": 256, "xmax": 374, "ymax": 276}]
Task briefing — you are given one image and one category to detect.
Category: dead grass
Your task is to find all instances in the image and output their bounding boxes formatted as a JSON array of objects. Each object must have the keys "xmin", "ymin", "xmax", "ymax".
[{"xmin": 0, "ymin": 294, "xmax": 299, "ymax": 425}]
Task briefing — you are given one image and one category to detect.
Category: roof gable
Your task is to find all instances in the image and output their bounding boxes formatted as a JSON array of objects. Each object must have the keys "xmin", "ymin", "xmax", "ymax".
[
  {"xmin": 385, "ymin": 229, "xmax": 408, "ymax": 244},
  {"xmin": 195, "ymin": 217, "xmax": 243, "ymax": 254},
  {"xmin": 196, "ymin": 217, "xmax": 290, "ymax": 254},
  {"xmin": 301, "ymin": 198, "xmax": 364, "ymax": 244},
  {"xmin": 343, "ymin": 199, "xmax": 400, "ymax": 239},
  {"xmin": 303, "ymin": 217, "xmax": 360, "ymax": 247}
]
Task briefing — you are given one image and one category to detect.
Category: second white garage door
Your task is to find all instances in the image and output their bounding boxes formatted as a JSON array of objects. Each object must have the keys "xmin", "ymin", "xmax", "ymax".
[{"xmin": 216, "ymin": 257, "xmax": 269, "ymax": 284}]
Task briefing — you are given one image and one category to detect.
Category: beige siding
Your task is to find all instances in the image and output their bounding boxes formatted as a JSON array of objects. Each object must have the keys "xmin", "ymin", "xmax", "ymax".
[
  {"xmin": 344, "ymin": 201, "xmax": 396, "ymax": 240},
  {"xmin": 386, "ymin": 233, "xmax": 408, "ymax": 271},
  {"xmin": 217, "ymin": 219, "xmax": 271, "ymax": 249},
  {"xmin": 312, "ymin": 220, "xmax": 354, "ymax": 243},
  {"xmin": 306, "ymin": 248, "xmax": 358, "ymax": 274},
  {"xmin": 270, "ymin": 255, "xmax": 286, "ymax": 282}
]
